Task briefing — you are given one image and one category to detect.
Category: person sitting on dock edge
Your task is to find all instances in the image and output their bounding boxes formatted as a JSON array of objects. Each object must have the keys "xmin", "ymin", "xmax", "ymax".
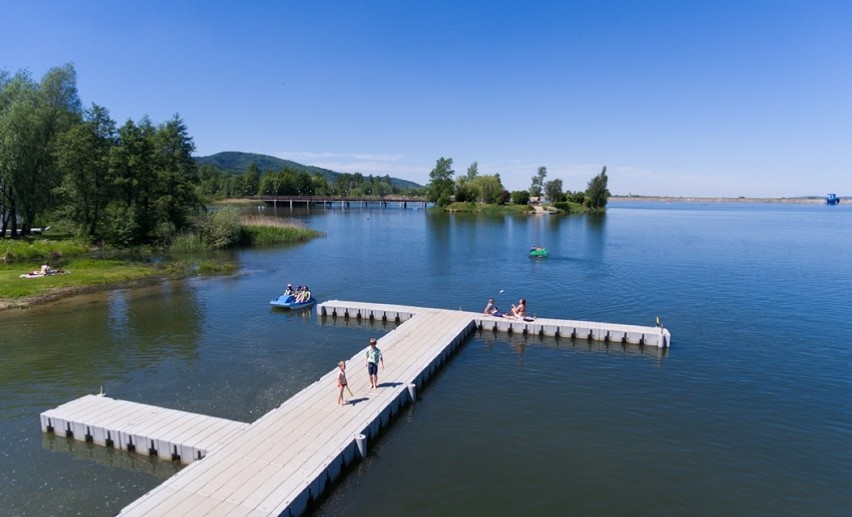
[
  {"xmin": 484, "ymin": 297, "xmax": 515, "ymax": 319},
  {"xmin": 483, "ymin": 297, "xmax": 496, "ymax": 315},
  {"xmin": 511, "ymin": 298, "xmax": 526, "ymax": 319}
]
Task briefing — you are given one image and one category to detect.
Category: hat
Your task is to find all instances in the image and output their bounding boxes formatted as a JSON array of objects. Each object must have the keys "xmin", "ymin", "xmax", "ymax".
[
  {"xmin": 369, "ymin": 338, "xmax": 378, "ymax": 345},
  {"xmin": 287, "ymin": 283, "xmax": 292, "ymax": 287}
]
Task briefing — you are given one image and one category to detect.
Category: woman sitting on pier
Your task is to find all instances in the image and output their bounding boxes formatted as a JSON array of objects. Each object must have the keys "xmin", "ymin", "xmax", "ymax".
[{"xmin": 511, "ymin": 298, "xmax": 526, "ymax": 318}]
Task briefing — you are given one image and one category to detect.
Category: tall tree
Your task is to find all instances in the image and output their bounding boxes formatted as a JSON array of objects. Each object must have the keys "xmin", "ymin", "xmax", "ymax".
[
  {"xmin": 151, "ymin": 114, "xmax": 201, "ymax": 238},
  {"xmin": 466, "ymin": 161, "xmax": 479, "ymax": 180},
  {"xmin": 544, "ymin": 178, "xmax": 564, "ymax": 203},
  {"xmin": 585, "ymin": 166, "xmax": 611, "ymax": 210},
  {"xmin": 106, "ymin": 117, "xmax": 155, "ymax": 245},
  {"xmin": 530, "ymin": 166, "xmax": 547, "ymax": 198},
  {"xmin": 0, "ymin": 69, "xmax": 21, "ymax": 236},
  {"xmin": 55, "ymin": 103, "xmax": 116, "ymax": 238},
  {"xmin": 427, "ymin": 157, "xmax": 455, "ymax": 206},
  {"xmin": 469, "ymin": 174, "xmax": 505, "ymax": 204},
  {"xmin": 19, "ymin": 65, "xmax": 82, "ymax": 233},
  {"xmin": 240, "ymin": 164, "xmax": 261, "ymax": 195},
  {"xmin": 0, "ymin": 64, "xmax": 81, "ymax": 236}
]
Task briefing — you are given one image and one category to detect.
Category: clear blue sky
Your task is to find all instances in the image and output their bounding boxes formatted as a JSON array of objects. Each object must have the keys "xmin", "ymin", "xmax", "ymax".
[{"xmin": 3, "ymin": 1, "xmax": 850, "ymax": 197}]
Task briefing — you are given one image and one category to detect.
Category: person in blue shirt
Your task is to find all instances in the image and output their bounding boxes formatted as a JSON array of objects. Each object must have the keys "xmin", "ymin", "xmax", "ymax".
[{"xmin": 365, "ymin": 338, "xmax": 384, "ymax": 389}]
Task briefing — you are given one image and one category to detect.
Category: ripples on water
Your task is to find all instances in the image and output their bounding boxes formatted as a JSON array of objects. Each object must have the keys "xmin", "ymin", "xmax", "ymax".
[{"xmin": 1, "ymin": 202, "xmax": 851, "ymax": 515}]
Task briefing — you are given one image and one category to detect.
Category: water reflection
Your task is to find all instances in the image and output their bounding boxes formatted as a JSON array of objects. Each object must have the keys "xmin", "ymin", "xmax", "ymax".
[{"xmin": 41, "ymin": 433, "xmax": 182, "ymax": 479}]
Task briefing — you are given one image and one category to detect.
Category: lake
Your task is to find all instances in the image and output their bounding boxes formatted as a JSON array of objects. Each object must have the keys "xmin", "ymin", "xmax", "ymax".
[{"xmin": 1, "ymin": 201, "xmax": 850, "ymax": 516}]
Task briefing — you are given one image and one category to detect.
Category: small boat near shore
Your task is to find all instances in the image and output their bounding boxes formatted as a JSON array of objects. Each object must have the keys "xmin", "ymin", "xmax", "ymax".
[{"xmin": 529, "ymin": 247, "xmax": 549, "ymax": 257}]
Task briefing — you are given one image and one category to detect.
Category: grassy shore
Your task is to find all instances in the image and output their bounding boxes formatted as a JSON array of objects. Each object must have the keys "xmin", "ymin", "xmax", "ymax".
[
  {"xmin": 1, "ymin": 259, "xmax": 172, "ymax": 310},
  {"xmin": 0, "ymin": 214, "xmax": 320, "ymax": 310},
  {"xmin": 0, "ymin": 256, "xmax": 235, "ymax": 310}
]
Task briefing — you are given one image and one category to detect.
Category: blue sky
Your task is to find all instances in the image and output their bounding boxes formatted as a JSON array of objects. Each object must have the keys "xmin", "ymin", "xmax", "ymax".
[{"xmin": 3, "ymin": 1, "xmax": 850, "ymax": 197}]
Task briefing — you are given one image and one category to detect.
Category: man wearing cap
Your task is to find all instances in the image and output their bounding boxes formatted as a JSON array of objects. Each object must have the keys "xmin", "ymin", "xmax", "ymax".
[{"xmin": 365, "ymin": 338, "xmax": 384, "ymax": 389}]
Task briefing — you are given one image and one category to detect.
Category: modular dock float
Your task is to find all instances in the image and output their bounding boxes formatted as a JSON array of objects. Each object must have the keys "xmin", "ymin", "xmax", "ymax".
[
  {"xmin": 40, "ymin": 301, "xmax": 670, "ymax": 516},
  {"xmin": 40, "ymin": 394, "xmax": 248, "ymax": 464},
  {"xmin": 318, "ymin": 300, "xmax": 671, "ymax": 348}
]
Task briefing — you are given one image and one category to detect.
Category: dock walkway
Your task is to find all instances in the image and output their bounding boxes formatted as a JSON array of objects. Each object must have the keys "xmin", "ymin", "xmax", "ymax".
[
  {"xmin": 40, "ymin": 301, "xmax": 670, "ymax": 516},
  {"xmin": 118, "ymin": 305, "xmax": 475, "ymax": 516}
]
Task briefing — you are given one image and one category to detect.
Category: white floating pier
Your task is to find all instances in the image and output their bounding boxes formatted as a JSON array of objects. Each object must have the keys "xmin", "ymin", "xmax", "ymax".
[
  {"xmin": 318, "ymin": 300, "xmax": 671, "ymax": 348},
  {"xmin": 40, "ymin": 394, "xmax": 248, "ymax": 464},
  {"xmin": 40, "ymin": 301, "xmax": 670, "ymax": 516}
]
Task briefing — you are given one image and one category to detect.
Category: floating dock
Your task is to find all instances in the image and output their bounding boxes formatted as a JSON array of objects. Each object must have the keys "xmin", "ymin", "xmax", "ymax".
[
  {"xmin": 40, "ymin": 394, "xmax": 248, "ymax": 464},
  {"xmin": 40, "ymin": 301, "xmax": 670, "ymax": 516},
  {"xmin": 318, "ymin": 300, "xmax": 671, "ymax": 347}
]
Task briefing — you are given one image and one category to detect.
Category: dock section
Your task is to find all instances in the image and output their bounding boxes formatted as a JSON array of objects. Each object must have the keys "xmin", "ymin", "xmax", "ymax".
[
  {"xmin": 40, "ymin": 394, "xmax": 248, "ymax": 464},
  {"xmin": 117, "ymin": 306, "xmax": 475, "ymax": 516},
  {"xmin": 318, "ymin": 300, "xmax": 671, "ymax": 348},
  {"xmin": 40, "ymin": 301, "xmax": 670, "ymax": 516}
]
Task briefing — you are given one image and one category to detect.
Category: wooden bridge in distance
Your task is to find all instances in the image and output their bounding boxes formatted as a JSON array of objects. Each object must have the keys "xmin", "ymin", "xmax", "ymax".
[
  {"xmin": 249, "ymin": 195, "xmax": 428, "ymax": 210},
  {"xmin": 40, "ymin": 301, "xmax": 670, "ymax": 516}
]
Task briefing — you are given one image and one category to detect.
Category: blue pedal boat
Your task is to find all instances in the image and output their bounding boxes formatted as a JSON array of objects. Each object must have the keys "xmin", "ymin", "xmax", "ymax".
[{"xmin": 270, "ymin": 294, "xmax": 317, "ymax": 309}]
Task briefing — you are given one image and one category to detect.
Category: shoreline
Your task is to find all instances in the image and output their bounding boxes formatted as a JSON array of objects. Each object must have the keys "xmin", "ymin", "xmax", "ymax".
[
  {"xmin": 609, "ymin": 196, "xmax": 840, "ymax": 204},
  {"xmin": 0, "ymin": 275, "xmax": 176, "ymax": 311}
]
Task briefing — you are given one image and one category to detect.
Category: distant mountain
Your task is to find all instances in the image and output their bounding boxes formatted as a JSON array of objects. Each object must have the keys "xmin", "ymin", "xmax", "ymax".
[{"xmin": 194, "ymin": 151, "xmax": 422, "ymax": 189}]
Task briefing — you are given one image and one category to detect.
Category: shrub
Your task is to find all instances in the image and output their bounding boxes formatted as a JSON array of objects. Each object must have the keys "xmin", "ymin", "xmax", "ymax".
[
  {"xmin": 201, "ymin": 207, "xmax": 241, "ymax": 249},
  {"xmin": 553, "ymin": 201, "xmax": 587, "ymax": 213},
  {"xmin": 169, "ymin": 232, "xmax": 208, "ymax": 254},
  {"xmin": 511, "ymin": 190, "xmax": 531, "ymax": 205},
  {"xmin": 0, "ymin": 238, "xmax": 89, "ymax": 263}
]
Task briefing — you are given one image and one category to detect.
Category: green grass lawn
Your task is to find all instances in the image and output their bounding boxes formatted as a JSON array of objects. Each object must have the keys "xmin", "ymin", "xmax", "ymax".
[
  {"xmin": 1, "ymin": 217, "xmax": 312, "ymax": 308},
  {"xmin": 0, "ymin": 258, "xmax": 178, "ymax": 300}
]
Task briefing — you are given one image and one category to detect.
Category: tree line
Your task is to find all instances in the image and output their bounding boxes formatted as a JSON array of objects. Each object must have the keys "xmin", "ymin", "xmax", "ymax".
[
  {"xmin": 1, "ymin": 64, "xmax": 200, "ymax": 246},
  {"xmin": 426, "ymin": 158, "xmax": 611, "ymax": 210},
  {"xmin": 197, "ymin": 164, "xmax": 421, "ymax": 200},
  {"xmin": 0, "ymin": 64, "xmax": 420, "ymax": 247}
]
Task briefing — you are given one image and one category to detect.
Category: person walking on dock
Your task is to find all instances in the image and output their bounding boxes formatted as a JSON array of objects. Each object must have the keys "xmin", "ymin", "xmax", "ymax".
[
  {"xmin": 337, "ymin": 361, "xmax": 349, "ymax": 405},
  {"xmin": 366, "ymin": 338, "xmax": 384, "ymax": 389}
]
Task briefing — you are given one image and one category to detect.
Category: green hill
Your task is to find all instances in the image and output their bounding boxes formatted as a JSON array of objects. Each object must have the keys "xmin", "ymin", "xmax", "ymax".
[{"xmin": 194, "ymin": 151, "xmax": 422, "ymax": 189}]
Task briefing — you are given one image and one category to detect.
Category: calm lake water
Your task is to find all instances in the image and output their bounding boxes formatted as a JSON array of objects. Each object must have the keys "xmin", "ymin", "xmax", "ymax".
[{"xmin": 1, "ymin": 201, "xmax": 850, "ymax": 516}]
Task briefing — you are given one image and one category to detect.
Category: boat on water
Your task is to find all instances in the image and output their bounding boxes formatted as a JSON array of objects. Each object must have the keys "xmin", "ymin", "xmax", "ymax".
[
  {"xmin": 826, "ymin": 193, "xmax": 840, "ymax": 205},
  {"xmin": 270, "ymin": 294, "xmax": 317, "ymax": 309},
  {"xmin": 529, "ymin": 247, "xmax": 549, "ymax": 257}
]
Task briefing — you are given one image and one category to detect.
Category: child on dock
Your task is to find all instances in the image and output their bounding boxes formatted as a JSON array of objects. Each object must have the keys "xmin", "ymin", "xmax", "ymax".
[
  {"xmin": 366, "ymin": 338, "xmax": 384, "ymax": 389},
  {"xmin": 337, "ymin": 361, "xmax": 348, "ymax": 405}
]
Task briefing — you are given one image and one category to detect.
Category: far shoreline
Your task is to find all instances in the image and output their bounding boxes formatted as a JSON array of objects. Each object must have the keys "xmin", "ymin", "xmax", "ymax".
[{"xmin": 609, "ymin": 196, "xmax": 842, "ymax": 204}]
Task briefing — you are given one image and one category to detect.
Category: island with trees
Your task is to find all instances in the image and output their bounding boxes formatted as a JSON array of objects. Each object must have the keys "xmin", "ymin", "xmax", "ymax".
[{"xmin": 425, "ymin": 157, "xmax": 611, "ymax": 214}]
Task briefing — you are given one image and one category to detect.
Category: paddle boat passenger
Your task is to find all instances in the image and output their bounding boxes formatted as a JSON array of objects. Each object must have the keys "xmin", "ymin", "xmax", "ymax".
[
  {"xmin": 296, "ymin": 286, "xmax": 311, "ymax": 303},
  {"xmin": 284, "ymin": 283, "xmax": 294, "ymax": 295}
]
